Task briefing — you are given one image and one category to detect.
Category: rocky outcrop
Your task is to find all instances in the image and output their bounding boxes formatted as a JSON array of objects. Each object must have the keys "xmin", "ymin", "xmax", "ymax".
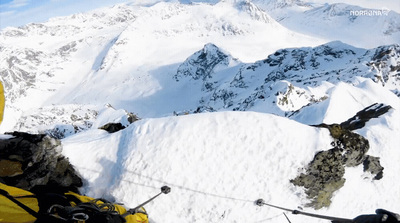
[
  {"xmin": 291, "ymin": 103, "xmax": 391, "ymax": 209},
  {"xmin": 15, "ymin": 105, "xmax": 98, "ymax": 139},
  {"xmin": 174, "ymin": 43, "xmax": 231, "ymax": 82},
  {"xmin": 0, "ymin": 132, "xmax": 82, "ymax": 192},
  {"xmin": 290, "ymin": 149, "xmax": 345, "ymax": 209},
  {"xmin": 99, "ymin": 123, "xmax": 126, "ymax": 133},
  {"xmin": 171, "ymin": 42, "xmax": 400, "ymax": 117}
]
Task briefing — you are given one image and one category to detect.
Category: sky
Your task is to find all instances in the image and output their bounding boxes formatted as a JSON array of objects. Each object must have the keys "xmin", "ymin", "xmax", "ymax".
[
  {"xmin": 0, "ymin": 0, "xmax": 133, "ymax": 29},
  {"xmin": 0, "ymin": 0, "xmax": 399, "ymax": 30}
]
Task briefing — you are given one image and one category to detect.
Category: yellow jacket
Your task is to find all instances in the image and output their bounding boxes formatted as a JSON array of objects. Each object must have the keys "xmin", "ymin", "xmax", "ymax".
[
  {"xmin": 0, "ymin": 81, "xmax": 4, "ymax": 125},
  {"xmin": 0, "ymin": 183, "xmax": 148, "ymax": 223}
]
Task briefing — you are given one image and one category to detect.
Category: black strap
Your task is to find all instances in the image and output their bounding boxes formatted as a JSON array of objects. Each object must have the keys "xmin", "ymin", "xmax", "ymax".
[
  {"xmin": 292, "ymin": 209, "xmax": 353, "ymax": 222},
  {"xmin": 65, "ymin": 193, "xmax": 85, "ymax": 206},
  {"xmin": 0, "ymin": 188, "xmax": 40, "ymax": 218}
]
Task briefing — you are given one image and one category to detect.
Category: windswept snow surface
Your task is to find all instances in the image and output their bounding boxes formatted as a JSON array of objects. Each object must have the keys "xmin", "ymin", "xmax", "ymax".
[
  {"xmin": 1, "ymin": 1, "xmax": 400, "ymax": 222},
  {"xmin": 290, "ymin": 79, "xmax": 400, "ymax": 125},
  {"xmin": 62, "ymin": 108, "xmax": 400, "ymax": 223}
]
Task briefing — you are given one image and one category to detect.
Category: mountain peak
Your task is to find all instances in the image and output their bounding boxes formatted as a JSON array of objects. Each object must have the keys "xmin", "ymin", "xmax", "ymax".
[
  {"xmin": 174, "ymin": 43, "xmax": 237, "ymax": 81},
  {"xmin": 234, "ymin": 0, "xmax": 273, "ymax": 23},
  {"xmin": 255, "ymin": 0, "xmax": 310, "ymax": 9}
]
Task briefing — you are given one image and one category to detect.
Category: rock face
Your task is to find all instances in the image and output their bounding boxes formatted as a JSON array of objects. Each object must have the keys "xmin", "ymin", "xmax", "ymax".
[
  {"xmin": 291, "ymin": 103, "xmax": 390, "ymax": 209},
  {"xmin": 0, "ymin": 132, "xmax": 82, "ymax": 192}
]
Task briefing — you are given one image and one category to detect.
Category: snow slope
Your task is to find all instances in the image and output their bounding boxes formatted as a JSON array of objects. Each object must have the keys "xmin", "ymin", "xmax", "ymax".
[
  {"xmin": 255, "ymin": 0, "xmax": 400, "ymax": 49},
  {"xmin": 1, "ymin": 1, "xmax": 399, "ymax": 132},
  {"xmin": 0, "ymin": 0, "xmax": 324, "ymax": 132},
  {"xmin": 1, "ymin": 1, "xmax": 400, "ymax": 222},
  {"xmin": 61, "ymin": 106, "xmax": 400, "ymax": 222}
]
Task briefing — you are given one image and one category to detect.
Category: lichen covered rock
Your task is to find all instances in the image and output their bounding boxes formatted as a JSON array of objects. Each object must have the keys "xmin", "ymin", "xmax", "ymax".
[
  {"xmin": 291, "ymin": 148, "xmax": 345, "ymax": 209},
  {"xmin": 292, "ymin": 103, "xmax": 391, "ymax": 209}
]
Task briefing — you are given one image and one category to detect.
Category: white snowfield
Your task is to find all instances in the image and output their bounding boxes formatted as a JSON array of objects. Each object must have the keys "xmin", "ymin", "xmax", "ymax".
[
  {"xmin": 1, "ymin": 0, "xmax": 400, "ymax": 222},
  {"xmin": 62, "ymin": 90, "xmax": 400, "ymax": 222}
]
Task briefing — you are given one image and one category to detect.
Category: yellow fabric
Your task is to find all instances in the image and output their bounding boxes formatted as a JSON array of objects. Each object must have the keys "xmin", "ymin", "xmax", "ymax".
[
  {"xmin": 65, "ymin": 191, "xmax": 94, "ymax": 204},
  {"xmin": 125, "ymin": 212, "xmax": 148, "ymax": 223},
  {"xmin": 0, "ymin": 81, "xmax": 4, "ymax": 125},
  {"xmin": 65, "ymin": 192, "xmax": 149, "ymax": 223},
  {"xmin": 0, "ymin": 185, "xmax": 148, "ymax": 223},
  {"xmin": 0, "ymin": 183, "xmax": 39, "ymax": 223}
]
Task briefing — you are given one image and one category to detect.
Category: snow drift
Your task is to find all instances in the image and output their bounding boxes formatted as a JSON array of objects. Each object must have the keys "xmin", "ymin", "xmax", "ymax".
[{"xmin": 62, "ymin": 106, "xmax": 400, "ymax": 222}]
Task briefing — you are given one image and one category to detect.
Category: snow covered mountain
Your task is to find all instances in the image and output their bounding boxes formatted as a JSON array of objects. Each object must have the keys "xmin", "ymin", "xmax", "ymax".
[
  {"xmin": 0, "ymin": 4, "xmax": 136, "ymax": 129},
  {"xmin": 0, "ymin": 0, "xmax": 324, "ymax": 131},
  {"xmin": 173, "ymin": 42, "xmax": 400, "ymax": 119},
  {"xmin": 1, "ymin": 0, "xmax": 400, "ymax": 222},
  {"xmin": 255, "ymin": 0, "xmax": 400, "ymax": 48}
]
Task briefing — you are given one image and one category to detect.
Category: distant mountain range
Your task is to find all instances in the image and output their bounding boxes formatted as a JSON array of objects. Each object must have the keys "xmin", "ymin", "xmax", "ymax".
[
  {"xmin": 255, "ymin": 0, "xmax": 400, "ymax": 48},
  {"xmin": 0, "ymin": 0, "xmax": 399, "ymax": 132}
]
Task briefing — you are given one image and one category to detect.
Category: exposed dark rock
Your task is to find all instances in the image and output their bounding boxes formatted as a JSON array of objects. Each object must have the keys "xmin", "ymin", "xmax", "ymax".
[
  {"xmin": 174, "ymin": 43, "xmax": 232, "ymax": 82},
  {"xmin": 290, "ymin": 148, "xmax": 345, "ymax": 209},
  {"xmin": 326, "ymin": 124, "xmax": 370, "ymax": 167},
  {"xmin": 127, "ymin": 112, "xmax": 140, "ymax": 123},
  {"xmin": 363, "ymin": 155, "xmax": 384, "ymax": 180},
  {"xmin": 99, "ymin": 123, "xmax": 126, "ymax": 133},
  {"xmin": 293, "ymin": 103, "xmax": 392, "ymax": 209},
  {"xmin": 0, "ymin": 131, "xmax": 82, "ymax": 192}
]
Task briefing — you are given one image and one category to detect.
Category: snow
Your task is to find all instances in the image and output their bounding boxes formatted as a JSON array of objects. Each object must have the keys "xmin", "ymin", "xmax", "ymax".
[
  {"xmin": 1, "ymin": 0, "xmax": 400, "ymax": 222},
  {"xmin": 62, "ymin": 111, "xmax": 328, "ymax": 222},
  {"xmin": 330, "ymin": 107, "xmax": 400, "ymax": 216},
  {"xmin": 0, "ymin": 134, "xmax": 14, "ymax": 140},
  {"xmin": 256, "ymin": 1, "xmax": 400, "ymax": 49},
  {"xmin": 61, "ymin": 102, "xmax": 400, "ymax": 222}
]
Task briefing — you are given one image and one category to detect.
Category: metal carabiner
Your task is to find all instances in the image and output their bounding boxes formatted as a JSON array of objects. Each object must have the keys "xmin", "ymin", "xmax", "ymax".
[{"xmin": 72, "ymin": 212, "xmax": 89, "ymax": 223}]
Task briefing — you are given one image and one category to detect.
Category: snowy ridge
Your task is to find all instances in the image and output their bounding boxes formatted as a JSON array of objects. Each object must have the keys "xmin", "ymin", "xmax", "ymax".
[
  {"xmin": 0, "ymin": 4, "xmax": 136, "ymax": 103},
  {"xmin": 171, "ymin": 41, "xmax": 400, "ymax": 119},
  {"xmin": 257, "ymin": 2, "xmax": 400, "ymax": 48},
  {"xmin": 0, "ymin": 1, "xmax": 400, "ymax": 222},
  {"xmin": 3, "ymin": 40, "xmax": 400, "ymax": 133},
  {"xmin": 0, "ymin": 0, "xmax": 324, "ymax": 130},
  {"xmin": 62, "ymin": 111, "xmax": 333, "ymax": 222},
  {"xmin": 61, "ymin": 107, "xmax": 400, "ymax": 222},
  {"xmin": 235, "ymin": 0, "xmax": 274, "ymax": 23}
]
